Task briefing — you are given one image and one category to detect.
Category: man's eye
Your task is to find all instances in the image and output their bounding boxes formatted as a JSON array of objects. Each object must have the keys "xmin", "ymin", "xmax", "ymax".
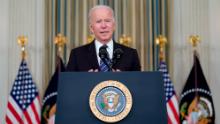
[
  {"xmin": 96, "ymin": 20, "xmax": 102, "ymax": 23},
  {"xmin": 105, "ymin": 19, "xmax": 111, "ymax": 22}
]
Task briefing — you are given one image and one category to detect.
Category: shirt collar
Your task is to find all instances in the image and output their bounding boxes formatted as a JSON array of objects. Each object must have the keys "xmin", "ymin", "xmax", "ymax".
[
  {"xmin": 95, "ymin": 39, "xmax": 114, "ymax": 63},
  {"xmin": 95, "ymin": 39, "xmax": 113, "ymax": 50}
]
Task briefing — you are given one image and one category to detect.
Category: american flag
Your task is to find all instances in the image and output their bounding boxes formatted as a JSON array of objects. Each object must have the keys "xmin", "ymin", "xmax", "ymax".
[
  {"xmin": 5, "ymin": 60, "xmax": 41, "ymax": 124},
  {"xmin": 159, "ymin": 61, "xmax": 180, "ymax": 124}
]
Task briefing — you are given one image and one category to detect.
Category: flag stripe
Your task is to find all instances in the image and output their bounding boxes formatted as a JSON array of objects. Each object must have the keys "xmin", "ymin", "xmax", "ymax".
[
  {"xmin": 23, "ymin": 115, "xmax": 28, "ymax": 124},
  {"xmin": 35, "ymin": 96, "xmax": 41, "ymax": 116},
  {"xmin": 6, "ymin": 110, "xmax": 16, "ymax": 124},
  {"xmin": 167, "ymin": 98, "xmax": 179, "ymax": 124},
  {"xmin": 7, "ymin": 102, "xmax": 22, "ymax": 123},
  {"xmin": 31, "ymin": 98, "xmax": 41, "ymax": 123},
  {"xmin": 167, "ymin": 116, "xmax": 172, "ymax": 124},
  {"xmin": 171, "ymin": 96, "xmax": 179, "ymax": 113},
  {"xmin": 24, "ymin": 110, "xmax": 32, "ymax": 124},
  {"xmin": 169, "ymin": 97, "xmax": 179, "ymax": 118},
  {"xmin": 27, "ymin": 105, "xmax": 35, "ymax": 123},
  {"xmin": 9, "ymin": 96, "xmax": 23, "ymax": 117},
  {"xmin": 159, "ymin": 61, "xmax": 180, "ymax": 124},
  {"xmin": 167, "ymin": 104, "xmax": 178, "ymax": 124},
  {"xmin": 27, "ymin": 104, "xmax": 37, "ymax": 124}
]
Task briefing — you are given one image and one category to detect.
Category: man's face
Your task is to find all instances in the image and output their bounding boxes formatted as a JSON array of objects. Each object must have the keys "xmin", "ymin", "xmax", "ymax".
[{"xmin": 89, "ymin": 7, "xmax": 115, "ymax": 43}]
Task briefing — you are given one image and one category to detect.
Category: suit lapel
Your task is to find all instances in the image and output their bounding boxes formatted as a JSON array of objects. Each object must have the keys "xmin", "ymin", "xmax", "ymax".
[
  {"xmin": 113, "ymin": 41, "xmax": 121, "ymax": 50},
  {"xmin": 87, "ymin": 41, "xmax": 99, "ymax": 70}
]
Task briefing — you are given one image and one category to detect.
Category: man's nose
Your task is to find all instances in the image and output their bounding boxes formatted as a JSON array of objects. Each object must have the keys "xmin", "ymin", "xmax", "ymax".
[{"xmin": 101, "ymin": 22, "xmax": 107, "ymax": 28}]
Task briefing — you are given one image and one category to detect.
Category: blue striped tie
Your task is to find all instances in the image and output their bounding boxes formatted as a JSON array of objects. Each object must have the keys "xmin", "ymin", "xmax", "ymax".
[{"xmin": 100, "ymin": 59, "xmax": 110, "ymax": 72}]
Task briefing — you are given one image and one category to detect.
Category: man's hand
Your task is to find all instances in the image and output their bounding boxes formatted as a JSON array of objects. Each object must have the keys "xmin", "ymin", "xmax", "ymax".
[
  {"xmin": 112, "ymin": 69, "xmax": 121, "ymax": 72},
  {"xmin": 88, "ymin": 69, "xmax": 99, "ymax": 72},
  {"xmin": 88, "ymin": 69, "xmax": 121, "ymax": 72}
]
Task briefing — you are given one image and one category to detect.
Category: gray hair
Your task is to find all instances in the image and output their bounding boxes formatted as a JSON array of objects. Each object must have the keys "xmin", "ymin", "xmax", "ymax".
[{"xmin": 88, "ymin": 5, "xmax": 115, "ymax": 24}]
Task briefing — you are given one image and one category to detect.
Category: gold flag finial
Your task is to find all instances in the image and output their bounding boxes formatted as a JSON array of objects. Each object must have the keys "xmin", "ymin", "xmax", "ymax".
[
  {"xmin": 87, "ymin": 34, "xmax": 95, "ymax": 44},
  {"xmin": 17, "ymin": 35, "xmax": 28, "ymax": 60},
  {"xmin": 54, "ymin": 33, "xmax": 67, "ymax": 56},
  {"xmin": 119, "ymin": 34, "xmax": 131, "ymax": 47},
  {"xmin": 189, "ymin": 35, "xmax": 200, "ymax": 48},
  {"xmin": 156, "ymin": 35, "xmax": 167, "ymax": 62}
]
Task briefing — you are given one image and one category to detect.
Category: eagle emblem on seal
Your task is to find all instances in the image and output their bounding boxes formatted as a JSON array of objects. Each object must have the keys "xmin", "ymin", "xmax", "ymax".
[{"xmin": 102, "ymin": 91, "xmax": 121, "ymax": 112}]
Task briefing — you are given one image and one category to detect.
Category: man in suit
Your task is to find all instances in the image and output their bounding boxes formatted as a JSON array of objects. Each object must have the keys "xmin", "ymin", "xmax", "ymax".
[{"xmin": 66, "ymin": 5, "xmax": 141, "ymax": 72}]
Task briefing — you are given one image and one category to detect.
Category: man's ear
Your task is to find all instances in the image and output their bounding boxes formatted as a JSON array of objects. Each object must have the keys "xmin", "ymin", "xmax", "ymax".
[
  {"xmin": 89, "ymin": 24, "xmax": 94, "ymax": 34},
  {"xmin": 113, "ymin": 22, "xmax": 116, "ymax": 32}
]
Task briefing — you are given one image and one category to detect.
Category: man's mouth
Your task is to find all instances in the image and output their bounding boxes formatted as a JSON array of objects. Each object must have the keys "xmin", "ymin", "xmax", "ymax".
[{"xmin": 100, "ymin": 31, "xmax": 109, "ymax": 34}]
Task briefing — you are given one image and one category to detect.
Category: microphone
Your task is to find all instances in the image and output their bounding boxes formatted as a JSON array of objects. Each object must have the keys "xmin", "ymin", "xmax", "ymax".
[
  {"xmin": 112, "ymin": 48, "xmax": 123, "ymax": 65},
  {"xmin": 99, "ymin": 45, "xmax": 109, "ymax": 60},
  {"xmin": 99, "ymin": 45, "xmax": 112, "ymax": 71}
]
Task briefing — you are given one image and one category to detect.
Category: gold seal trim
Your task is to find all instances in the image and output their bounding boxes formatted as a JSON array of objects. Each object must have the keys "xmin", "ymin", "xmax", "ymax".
[{"xmin": 89, "ymin": 80, "xmax": 132, "ymax": 123}]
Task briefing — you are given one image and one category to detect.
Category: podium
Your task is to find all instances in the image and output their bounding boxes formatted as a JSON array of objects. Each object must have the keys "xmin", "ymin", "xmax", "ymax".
[{"xmin": 56, "ymin": 72, "xmax": 167, "ymax": 124}]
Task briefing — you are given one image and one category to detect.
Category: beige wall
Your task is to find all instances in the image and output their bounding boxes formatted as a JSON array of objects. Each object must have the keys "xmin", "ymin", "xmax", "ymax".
[
  {"xmin": 0, "ymin": 0, "xmax": 9, "ymax": 122},
  {"xmin": 209, "ymin": 0, "xmax": 220, "ymax": 123}
]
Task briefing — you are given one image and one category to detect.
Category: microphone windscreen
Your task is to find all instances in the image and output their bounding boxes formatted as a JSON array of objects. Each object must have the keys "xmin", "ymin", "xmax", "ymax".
[
  {"xmin": 99, "ymin": 45, "xmax": 108, "ymax": 59},
  {"xmin": 113, "ymin": 48, "xmax": 123, "ymax": 59}
]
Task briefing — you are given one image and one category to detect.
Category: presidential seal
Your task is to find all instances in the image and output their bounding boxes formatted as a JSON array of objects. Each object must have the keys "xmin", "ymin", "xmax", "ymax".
[{"xmin": 89, "ymin": 80, "xmax": 132, "ymax": 123}]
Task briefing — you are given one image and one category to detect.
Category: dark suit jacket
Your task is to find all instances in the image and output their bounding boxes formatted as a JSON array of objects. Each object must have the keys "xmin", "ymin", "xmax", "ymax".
[{"xmin": 66, "ymin": 41, "xmax": 141, "ymax": 71}]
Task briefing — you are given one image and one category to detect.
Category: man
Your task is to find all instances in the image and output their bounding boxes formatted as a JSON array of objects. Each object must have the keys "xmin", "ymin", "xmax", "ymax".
[{"xmin": 66, "ymin": 5, "xmax": 141, "ymax": 72}]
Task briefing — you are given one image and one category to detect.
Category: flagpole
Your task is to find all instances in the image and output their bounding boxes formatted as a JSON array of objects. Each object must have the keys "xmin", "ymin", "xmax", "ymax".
[
  {"xmin": 179, "ymin": 35, "xmax": 215, "ymax": 123},
  {"xmin": 189, "ymin": 35, "xmax": 200, "ymax": 56},
  {"xmin": 54, "ymin": 33, "xmax": 66, "ymax": 71},
  {"xmin": 119, "ymin": 34, "xmax": 132, "ymax": 47},
  {"xmin": 17, "ymin": 35, "xmax": 28, "ymax": 122},
  {"xmin": 156, "ymin": 35, "xmax": 167, "ymax": 62},
  {"xmin": 6, "ymin": 36, "xmax": 41, "ymax": 123},
  {"xmin": 156, "ymin": 35, "xmax": 181, "ymax": 124},
  {"xmin": 41, "ymin": 34, "xmax": 66, "ymax": 123},
  {"xmin": 189, "ymin": 35, "xmax": 201, "ymax": 99},
  {"xmin": 87, "ymin": 34, "xmax": 95, "ymax": 44},
  {"xmin": 54, "ymin": 33, "xmax": 66, "ymax": 58}
]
